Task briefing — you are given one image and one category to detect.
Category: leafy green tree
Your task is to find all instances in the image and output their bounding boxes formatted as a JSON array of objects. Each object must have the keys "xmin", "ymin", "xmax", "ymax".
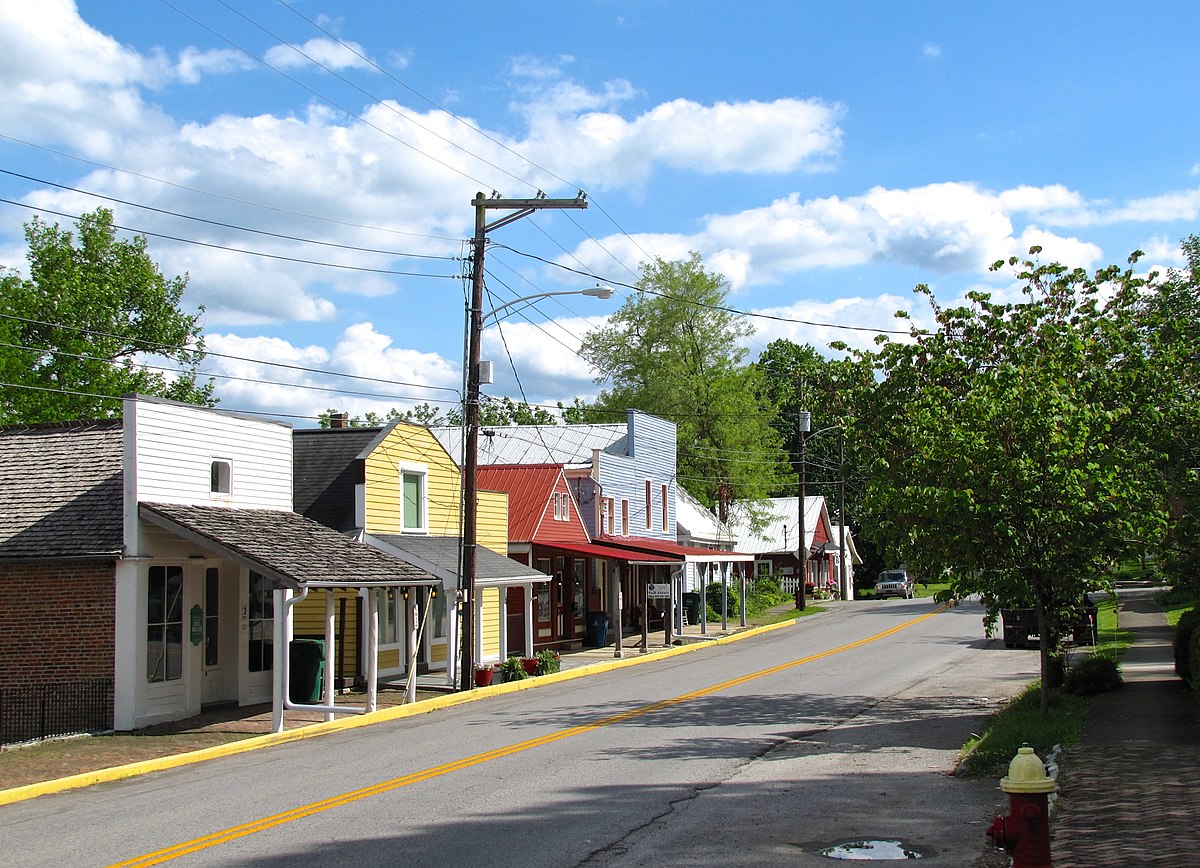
[
  {"xmin": 0, "ymin": 208, "xmax": 212, "ymax": 422},
  {"xmin": 1140, "ymin": 236, "xmax": 1200, "ymax": 594},
  {"xmin": 752, "ymin": 339, "xmax": 884, "ymax": 582},
  {"xmin": 847, "ymin": 249, "xmax": 1168, "ymax": 713},
  {"xmin": 578, "ymin": 252, "xmax": 787, "ymax": 521},
  {"xmin": 321, "ymin": 396, "xmax": 558, "ymax": 429}
]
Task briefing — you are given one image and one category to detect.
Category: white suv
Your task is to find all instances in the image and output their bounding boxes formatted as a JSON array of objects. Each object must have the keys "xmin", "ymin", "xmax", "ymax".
[{"xmin": 874, "ymin": 569, "xmax": 914, "ymax": 599}]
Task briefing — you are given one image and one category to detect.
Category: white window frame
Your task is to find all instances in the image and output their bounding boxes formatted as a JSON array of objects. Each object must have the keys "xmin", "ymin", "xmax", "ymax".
[
  {"xmin": 210, "ymin": 459, "xmax": 232, "ymax": 499},
  {"xmin": 399, "ymin": 462, "xmax": 429, "ymax": 534}
]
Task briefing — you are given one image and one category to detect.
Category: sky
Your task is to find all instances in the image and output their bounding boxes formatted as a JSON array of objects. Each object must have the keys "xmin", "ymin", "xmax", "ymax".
[{"xmin": 3, "ymin": 1, "xmax": 1199, "ymax": 427}]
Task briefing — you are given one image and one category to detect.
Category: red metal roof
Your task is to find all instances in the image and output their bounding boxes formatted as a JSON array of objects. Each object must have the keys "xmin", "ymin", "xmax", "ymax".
[
  {"xmin": 477, "ymin": 464, "xmax": 589, "ymax": 544},
  {"xmin": 549, "ymin": 540, "xmax": 675, "ymax": 564}
]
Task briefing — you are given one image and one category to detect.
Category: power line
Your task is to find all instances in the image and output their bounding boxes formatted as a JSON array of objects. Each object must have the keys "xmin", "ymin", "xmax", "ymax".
[
  {"xmin": 0, "ymin": 313, "xmax": 461, "ymax": 395},
  {"xmin": 0, "ymin": 169, "xmax": 458, "ymax": 264},
  {"xmin": 0, "ymin": 199, "xmax": 459, "ymax": 279}
]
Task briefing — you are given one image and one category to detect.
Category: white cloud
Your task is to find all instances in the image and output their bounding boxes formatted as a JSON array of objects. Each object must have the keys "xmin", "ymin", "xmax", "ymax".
[
  {"xmin": 515, "ymin": 92, "xmax": 844, "ymax": 187},
  {"xmin": 923, "ymin": 43, "xmax": 942, "ymax": 59},
  {"xmin": 569, "ymin": 182, "xmax": 1106, "ymax": 290},
  {"xmin": 263, "ymin": 37, "xmax": 375, "ymax": 72},
  {"xmin": 175, "ymin": 47, "xmax": 255, "ymax": 84}
]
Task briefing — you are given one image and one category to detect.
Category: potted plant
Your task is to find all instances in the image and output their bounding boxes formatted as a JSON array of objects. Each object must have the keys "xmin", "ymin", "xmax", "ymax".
[
  {"xmin": 473, "ymin": 664, "xmax": 495, "ymax": 687},
  {"xmin": 534, "ymin": 649, "xmax": 561, "ymax": 676},
  {"xmin": 521, "ymin": 656, "xmax": 539, "ymax": 675},
  {"xmin": 499, "ymin": 655, "xmax": 528, "ymax": 681}
]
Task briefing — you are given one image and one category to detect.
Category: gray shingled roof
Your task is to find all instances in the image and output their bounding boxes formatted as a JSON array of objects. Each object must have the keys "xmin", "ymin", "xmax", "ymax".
[
  {"xmin": 292, "ymin": 427, "xmax": 382, "ymax": 532},
  {"xmin": 0, "ymin": 420, "xmax": 124, "ymax": 560},
  {"xmin": 140, "ymin": 502, "xmax": 437, "ymax": 588},
  {"xmin": 370, "ymin": 533, "xmax": 549, "ymax": 586}
]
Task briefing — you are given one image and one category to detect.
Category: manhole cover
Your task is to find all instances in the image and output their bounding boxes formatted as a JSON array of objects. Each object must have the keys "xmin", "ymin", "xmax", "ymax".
[{"xmin": 818, "ymin": 839, "xmax": 924, "ymax": 860}]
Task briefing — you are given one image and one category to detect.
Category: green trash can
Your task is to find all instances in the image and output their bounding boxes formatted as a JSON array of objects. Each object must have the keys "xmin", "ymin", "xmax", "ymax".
[
  {"xmin": 682, "ymin": 592, "xmax": 702, "ymax": 625},
  {"xmin": 289, "ymin": 639, "xmax": 325, "ymax": 703}
]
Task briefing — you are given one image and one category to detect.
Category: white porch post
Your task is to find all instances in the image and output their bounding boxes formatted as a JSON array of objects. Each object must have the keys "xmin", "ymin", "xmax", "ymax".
[
  {"xmin": 497, "ymin": 586, "xmax": 509, "ymax": 665},
  {"xmin": 366, "ymin": 589, "xmax": 378, "ymax": 712},
  {"xmin": 524, "ymin": 585, "xmax": 535, "ymax": 657},
  {"xmin": 446, "ymin": 583, "xmax": 460, "ymax": 688},
  {"xmin": 324, "ymin": 590, "xmax": 335, "ymax": 722},
  {"xmin": 405, "ymin": 590, "xmax": 418, "ymax": 704},
  {"xmin": 113, "ymin": 560, "xmax": 139, "ymax": 731},
  {"xmin": 271, "ymin": 587, "xmax": 291, "ymax": 734}
]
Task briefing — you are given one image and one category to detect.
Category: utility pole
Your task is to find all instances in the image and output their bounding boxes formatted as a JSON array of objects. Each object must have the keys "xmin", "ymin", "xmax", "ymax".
[
  {"xmin": 797, "ymin": 379, "xmax": 810, "ymax": 611},
  {"xmin": 838, "ymin": 430, "xmax": 847, "ymax": 600},
  {"xmin": 460, "ymin": 191, "xmax": 588, "ymax": 691}
]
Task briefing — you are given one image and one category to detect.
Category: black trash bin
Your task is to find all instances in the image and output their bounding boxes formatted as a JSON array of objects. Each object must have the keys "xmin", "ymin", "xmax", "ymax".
[
  {"xmin": 585, "ymin": 612, "xmax": 610, "ymax": 647},
  {"xmin": 682, "ymin": 592, "xmax": 702, "ymax": 625},
  {"xmin": 289, "ymin": 639, "xmax": 325, "ymax": 703}
]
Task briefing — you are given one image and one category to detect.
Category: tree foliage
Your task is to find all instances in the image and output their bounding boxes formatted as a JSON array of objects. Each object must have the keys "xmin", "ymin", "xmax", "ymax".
[
  {"xmin": 847, "ymin": 248, "xmax": 1169, "ymax": 713},
  {"xmin": 319, "ymin": 396, "xmax": 558, "ymax": 429},
  {"xmin": 1139, "ymin": 236, "xmax": 1200, "ymax": 594},
  {"xmin": 752, "ymin": 339, "xmax": 883, "ymax": 580},
  {"xmin": 0, "ymin": 208, "xmax": 212, "ymax": 422},
  {"xmin": 577, "ymin": 253, "xmax": 786, "ymax": 521}
]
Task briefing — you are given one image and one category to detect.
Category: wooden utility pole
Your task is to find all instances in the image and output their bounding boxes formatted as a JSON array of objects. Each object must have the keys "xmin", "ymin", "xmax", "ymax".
[{"xmin": 459, "ymin": 191, "xmax": 588, "ymax": 691}]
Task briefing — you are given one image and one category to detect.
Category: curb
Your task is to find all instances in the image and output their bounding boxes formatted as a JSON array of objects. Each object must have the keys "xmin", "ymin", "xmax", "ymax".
[{"xmin": 0, "ymin": 614, "xmax": 810, "ymax": 806}]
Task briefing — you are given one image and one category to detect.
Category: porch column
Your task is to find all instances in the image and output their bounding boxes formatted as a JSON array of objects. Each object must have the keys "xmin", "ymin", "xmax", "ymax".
[
  {"xmin": 271, "ymin": 587, "xmax": 290, "ymax": 734},
  {"xmin": 524, "ymin": 585, "xmax": 535, "ymax": 657},
  {"xmin": 324, "ymin": 590, "xmax": 336, "ymax": 722},
  {"xmin": 497, "ymin": 586, "xmax": 508, "ymax": 665},
  {"xmin": 446, "ymin": 582, "xmax": 460, "ymax": 689},
  {"xmin": 365, "ymin": 589, "xmax": 378, "ymax": 712}
]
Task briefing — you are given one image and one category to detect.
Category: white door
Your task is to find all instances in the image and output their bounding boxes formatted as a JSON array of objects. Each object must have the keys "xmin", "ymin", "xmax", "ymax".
[{"xmin": 201, "ymin": 566, "xmax": 236, "ymax": 706}]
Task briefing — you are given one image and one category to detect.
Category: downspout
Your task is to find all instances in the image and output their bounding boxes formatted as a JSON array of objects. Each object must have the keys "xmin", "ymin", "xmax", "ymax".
[{"xmin": 279, "ymin": 586, "xmax": 367, "ymax": 724}]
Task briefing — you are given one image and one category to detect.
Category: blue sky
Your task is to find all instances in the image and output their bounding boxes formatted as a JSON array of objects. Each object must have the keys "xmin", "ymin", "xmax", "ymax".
[{"xmin": 3, "ymin": 2, "xmax": 1199, "ymax": 425}]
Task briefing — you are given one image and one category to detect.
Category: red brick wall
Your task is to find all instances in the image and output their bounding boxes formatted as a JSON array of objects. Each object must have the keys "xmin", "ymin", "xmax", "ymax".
[{"xmin": 0, "ymin": 560, "xmax": 116, "ymax": 689}]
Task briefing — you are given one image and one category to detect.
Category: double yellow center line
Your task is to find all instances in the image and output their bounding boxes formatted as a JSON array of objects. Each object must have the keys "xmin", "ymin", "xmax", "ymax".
[{"xmin": 112, "ymin": 606, "xmax": 943, "ymax": 866}]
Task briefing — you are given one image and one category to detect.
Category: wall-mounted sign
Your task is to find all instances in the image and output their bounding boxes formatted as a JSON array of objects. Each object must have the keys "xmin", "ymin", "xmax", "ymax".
[{"xmin": 190, "ymin": 605, "xmax": 204, "ymax": 646}]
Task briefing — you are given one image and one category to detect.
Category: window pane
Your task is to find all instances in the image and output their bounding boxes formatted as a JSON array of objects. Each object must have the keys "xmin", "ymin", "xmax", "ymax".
[
  {"xmin": 147, "ymin": 568, "xmax": 165, "ymax": 624},
  {"xmin": 147, "ymin": 624, "xmax": 165, "ymax": 682},
  {"xmin": 402, "ymin": 473, "xmax": 421, "ymax": 529},
  {"xmin": 165, "ymin": 566, "xmax": 184, "ymax": 622}
]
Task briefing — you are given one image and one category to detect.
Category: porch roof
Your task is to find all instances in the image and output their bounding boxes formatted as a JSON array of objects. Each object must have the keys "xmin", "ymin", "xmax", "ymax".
[
  {"xmin": 369, "ymin": 533, "xmax": 550, "ymax": 588},
  {"xmin": 547, "ymin": 539, "xmax": 676, "ymax": 565},
  {"xmin": 595, "ymin": 535, "xmax": 755, "ymax": 564},
  {"xmin": 139, "ymin": 503, "xmax": 438, "ymax": 590}
]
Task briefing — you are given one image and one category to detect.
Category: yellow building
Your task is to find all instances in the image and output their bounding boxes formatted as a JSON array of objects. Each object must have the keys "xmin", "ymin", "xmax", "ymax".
[{"xmin": 293, "ymin": 421, "xmax": 547, "ymax": 689}]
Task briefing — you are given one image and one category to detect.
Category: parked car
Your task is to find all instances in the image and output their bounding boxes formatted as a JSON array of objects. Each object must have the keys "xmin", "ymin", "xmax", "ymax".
[{"xmin": 874, "ymin": 568, "xmax": 914, "ymax": 599}]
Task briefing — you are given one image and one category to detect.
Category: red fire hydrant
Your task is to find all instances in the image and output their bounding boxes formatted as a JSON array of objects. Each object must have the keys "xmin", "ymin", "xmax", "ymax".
[{"xmin": 986, "ymin": 745, "xmax": 1056, "ymax": 868}]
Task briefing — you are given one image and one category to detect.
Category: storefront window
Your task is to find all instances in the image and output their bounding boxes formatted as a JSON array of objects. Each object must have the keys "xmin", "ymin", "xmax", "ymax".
[{"xmin": 147, "ymin": 565, "xmax": 184, "ymax": 683}]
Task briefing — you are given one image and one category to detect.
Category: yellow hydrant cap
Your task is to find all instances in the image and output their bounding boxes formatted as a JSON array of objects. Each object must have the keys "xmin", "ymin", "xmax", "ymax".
[{"xmin": 1000, "ymin": 746, "xmax": 1056, "ymax": 794}]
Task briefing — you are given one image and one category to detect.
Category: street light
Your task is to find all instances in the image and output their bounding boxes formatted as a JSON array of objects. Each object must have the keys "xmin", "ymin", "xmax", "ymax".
[{"xmin": 459, "ymin": 279, "xmax": 612, "ymax": 690}]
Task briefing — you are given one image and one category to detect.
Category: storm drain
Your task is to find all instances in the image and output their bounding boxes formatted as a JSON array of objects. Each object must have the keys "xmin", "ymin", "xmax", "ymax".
[{"xmin": 818, "ymin": 839, "xmax": 925, "ymax": 860}]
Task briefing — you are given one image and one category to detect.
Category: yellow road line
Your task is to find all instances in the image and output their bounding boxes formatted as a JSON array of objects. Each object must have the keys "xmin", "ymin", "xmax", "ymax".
[{"xmin": 110, "ymin": 605, "xmax": 944, "ymax": 867}]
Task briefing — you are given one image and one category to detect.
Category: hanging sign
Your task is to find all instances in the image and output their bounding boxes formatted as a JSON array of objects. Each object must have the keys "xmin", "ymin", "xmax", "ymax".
[{"xmin": 645, "ymin": 582, "xmax": 671, "ymax": 599}]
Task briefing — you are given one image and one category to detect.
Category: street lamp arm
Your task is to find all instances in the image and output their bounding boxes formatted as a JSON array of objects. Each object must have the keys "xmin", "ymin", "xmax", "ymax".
[{"xmin": 483, "ymin": 285, "xmax": 614, "ymax": 325}]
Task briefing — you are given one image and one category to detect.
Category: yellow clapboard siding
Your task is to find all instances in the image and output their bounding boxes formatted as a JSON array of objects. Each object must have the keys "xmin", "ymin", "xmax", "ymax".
[
  {"xmin": 361, "ymin": 422, "xmax": 461, "ymax": 536},
  {"xmin": 478, "ymin": 489, "xmax": 509, "ymax": 554}
]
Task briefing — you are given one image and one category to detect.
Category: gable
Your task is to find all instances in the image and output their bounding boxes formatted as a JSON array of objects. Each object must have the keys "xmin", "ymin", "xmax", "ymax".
[{"xmin": 362, "ymin": 422, "xmax": 461, "ymax": 536}]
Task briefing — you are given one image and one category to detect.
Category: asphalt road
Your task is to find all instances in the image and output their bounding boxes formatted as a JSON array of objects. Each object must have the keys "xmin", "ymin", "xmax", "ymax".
[{"xmin": 0, "ymin": 598, "xmax": 1038, "ymax": 867}]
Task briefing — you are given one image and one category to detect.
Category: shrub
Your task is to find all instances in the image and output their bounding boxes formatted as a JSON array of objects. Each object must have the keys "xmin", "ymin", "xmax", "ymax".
[
  {"xmin": 1191, "ymin": 628, "xmax": 1200, "ymax": 690},
  {"xmin": 534, "ymin": 649, "xmax": 560, "ymax": 676},
  {"xmin": 706, "ymin": 581, "xmax": 741, "ymax": 617},
  {"xmin": 1064, "ymin": 653, "xmax": 1123, "ymax": 696},
  {"xmin": 1173, "ymin": 609, "xmax": 1200, "ymax": 682},
  {"xmin": 498, "ymin": 656, "xmax": 528, "ymax": 681}
]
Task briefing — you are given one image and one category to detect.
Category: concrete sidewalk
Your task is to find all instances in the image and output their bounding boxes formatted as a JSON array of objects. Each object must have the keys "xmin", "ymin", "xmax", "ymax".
[{"xmin": 1050, "ymin": 584, "xmax": 1200, "ymax": 867}]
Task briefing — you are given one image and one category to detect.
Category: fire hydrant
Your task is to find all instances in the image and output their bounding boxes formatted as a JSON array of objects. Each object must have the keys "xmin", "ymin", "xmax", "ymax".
[{"xmin": 986, "ymin": 745, "xmax": 1056, "ymax": 868}]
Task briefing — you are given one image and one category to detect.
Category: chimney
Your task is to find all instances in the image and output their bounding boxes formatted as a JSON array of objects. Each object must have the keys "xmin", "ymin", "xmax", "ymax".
[{"xmin": 331, "ymin": 412, "xmax": 350, "ymax": 429}]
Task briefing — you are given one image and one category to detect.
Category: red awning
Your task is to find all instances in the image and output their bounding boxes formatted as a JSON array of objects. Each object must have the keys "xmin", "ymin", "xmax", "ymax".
[
  {"xmin": 594, "ymin": 535, "xmax": 755, "ymax": 563},
  {"xmin": 548, "ymin": 540, "xmax": 675, "ymax": 565}
]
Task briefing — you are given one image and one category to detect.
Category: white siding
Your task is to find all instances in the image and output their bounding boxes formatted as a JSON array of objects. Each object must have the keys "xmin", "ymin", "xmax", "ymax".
[{"xmin": 128, "ymin": 397, "xmax": 293, "ymax": 511}]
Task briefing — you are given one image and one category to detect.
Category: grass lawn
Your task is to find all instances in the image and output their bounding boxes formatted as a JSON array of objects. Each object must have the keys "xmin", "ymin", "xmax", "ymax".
[{"xmin": 957, "ymin": 594, "xmax": 1126, "ymax": 778}]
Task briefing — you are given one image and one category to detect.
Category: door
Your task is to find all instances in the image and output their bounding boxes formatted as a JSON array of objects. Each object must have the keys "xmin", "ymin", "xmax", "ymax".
[{"xmin": 201, "ymin": 567, "xmax": 237, "ymax": 706}]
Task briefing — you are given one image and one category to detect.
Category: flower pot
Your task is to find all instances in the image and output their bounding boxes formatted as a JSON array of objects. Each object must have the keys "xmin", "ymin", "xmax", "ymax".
[
  {"xmin": 474, "ymin": 666, "xmax": 494, "ymax": 687},
  {"xmin": 521, "ymin": 657, "xmax": 539, "ymax": 675}
]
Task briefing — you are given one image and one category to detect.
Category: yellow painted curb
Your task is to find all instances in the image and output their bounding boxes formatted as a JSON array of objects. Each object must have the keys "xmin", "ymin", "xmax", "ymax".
[{"xmin": 0, "ymin": 614, "xmax": 809, "ymax": 806}]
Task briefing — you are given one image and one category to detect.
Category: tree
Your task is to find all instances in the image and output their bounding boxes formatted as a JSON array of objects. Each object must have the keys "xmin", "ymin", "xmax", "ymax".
[
  {"xmin": 1139, "ymin": 236, "xmax": 1200, "ymax": 593},
  {"xmin": 578, "ymin": 253, "xmax": 787, "ymax": 521},
  {"xmin": 752, "ymin": 339, "xmax": 884, "ymax": 585},
  {"xmin": 846, "ymin": 249, "xmax": 1168, "ymax": 714},
  {"xmin": 0, "ymin": 208, "xmax": 212, "ymax": 422},
  {"xmin": 319, "ymin": 397, "xmax": 558, "ymax": 429}
]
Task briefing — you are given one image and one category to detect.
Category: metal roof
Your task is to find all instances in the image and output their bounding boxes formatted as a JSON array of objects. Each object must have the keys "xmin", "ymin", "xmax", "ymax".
[{"xmin": 369, "ymin": 533, "xmax": 549, "ymax": 587}]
